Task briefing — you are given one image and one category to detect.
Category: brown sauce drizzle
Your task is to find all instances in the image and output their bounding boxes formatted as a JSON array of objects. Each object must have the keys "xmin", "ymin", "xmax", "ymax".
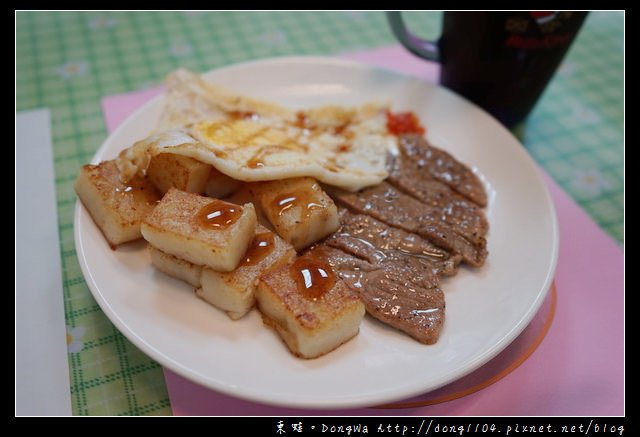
[
  {"xmin": 212, "ymin": 109, "xmax": 361, "ymax": 173},
  {"xmin": 113, "ymin": 183, "xmax": 141, "ymax": 194},
  {"xmin": 205, "ymin": 120, "xmax": 272, "ymax": 148},
  {"xmin": 206, "ymin": 109, "xmax": 362, "ymax": 175},
  {"xmin": 111, "ymin": 170, "xmax": 151, "ymax": 195},
  {"xmin": 294, "ymin": 111, "xmax": 315, "ymax": 131},
  {"xmin": 247, "ymin": 144, "xmax": 296, "ymax": 169},
  {"xmin": 271, "ymin": 184, "xmax": 324, "ymax": 217},
  {"xmin": 241, "ymin": 232, "xmax": 275, "ymax": 266},
  {"xmin": 289, "ymin": 254, "xmax": 337, "ymax": 300},
  {"xmin": 227, "ymin": 110, "xmax": 257, "ymax": 120},
  {"xmin": 213, "ymin": 149, "xmax": 228, "ymax": 159},
  {"xmin": 195, "ymin": 199, "xmax": 243, "ymax": 230}
]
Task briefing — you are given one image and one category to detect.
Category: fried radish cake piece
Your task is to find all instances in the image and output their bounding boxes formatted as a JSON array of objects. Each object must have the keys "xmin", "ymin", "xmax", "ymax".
[
  {"xmin": 244, "ymin": 177, "xmax": 340, "ymax": 251},
  {"xmin": 147, "ymin": 244, "xmax": 203, "ymax": 288},
  {"xmin": 256, "ymin": 253, "xmax": 365, "ymax": 359},
  {"xmin": 197, "ymin": 224, "xmax": 296, "ymax": 320},
  {"xmin": 74, "ymin": 159, "xmax": 161, "ymax": 248},
  {"xmin": 146, "ymin": 152, "xmax": 213, "ymax": 195},
  {"xmin": 141, "ymin": 188, "xmax": 256, "ymax": 272}
]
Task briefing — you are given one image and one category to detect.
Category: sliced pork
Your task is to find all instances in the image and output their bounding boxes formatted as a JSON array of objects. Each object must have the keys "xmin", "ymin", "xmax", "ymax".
[
  {"xmin": 308, "ymin": 243, "xmax": 445, "ymax": 345},
  {"xmin": 308, "ymin": 132, "xmax": 489, "ymax": 345},
  {"xmin": 392, "ymin": 133, "xmax": 488, "ymax": 208},
  {"xmin": 327, "ymin": 209, "xmax": 461, "ymax": 277},
  {"xmin": 328, "ymin": 182, "xmax": 488, "ymax": 267}
]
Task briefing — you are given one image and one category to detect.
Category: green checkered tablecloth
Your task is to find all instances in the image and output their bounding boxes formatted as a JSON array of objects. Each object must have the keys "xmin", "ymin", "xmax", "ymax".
[{"xmin": 15, "ymin": 11, "xmax": 624, "ymax": 416}]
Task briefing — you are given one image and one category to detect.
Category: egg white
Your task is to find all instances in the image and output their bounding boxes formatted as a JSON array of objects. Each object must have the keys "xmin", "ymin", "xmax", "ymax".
[{"xmin": 117, "ymin": 68, "xmax": 396, "ymax": 192}]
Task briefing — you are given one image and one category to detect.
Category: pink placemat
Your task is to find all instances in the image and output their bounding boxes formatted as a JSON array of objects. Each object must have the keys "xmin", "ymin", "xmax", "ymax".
[{"xmin": 100, "ymin": 45, "xmax": 624, "ymax": 417}]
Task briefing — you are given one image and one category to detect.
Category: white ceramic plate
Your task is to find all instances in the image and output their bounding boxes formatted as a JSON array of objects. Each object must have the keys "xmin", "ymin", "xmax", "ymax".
[{"xmin": 74, "ymin": 56, "xmax": 559, "ymax": 409}]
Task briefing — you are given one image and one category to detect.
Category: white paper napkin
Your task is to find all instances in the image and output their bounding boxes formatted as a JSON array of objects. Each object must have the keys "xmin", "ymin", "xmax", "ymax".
[{"xmin": 15, "ymin": 108, "xmax": 72, "ymax": 416}]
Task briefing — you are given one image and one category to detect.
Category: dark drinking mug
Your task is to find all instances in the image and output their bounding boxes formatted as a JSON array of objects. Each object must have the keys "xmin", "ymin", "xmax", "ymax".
[{"xmin": 387, "ymin": 11, "xmax": 589, "ymax": 128}]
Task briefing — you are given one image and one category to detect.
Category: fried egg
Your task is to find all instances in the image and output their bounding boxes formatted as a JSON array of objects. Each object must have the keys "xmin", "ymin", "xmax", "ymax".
[{"xmin": 117, "ymin": 68, "xmax": 396, "ymax": 192}]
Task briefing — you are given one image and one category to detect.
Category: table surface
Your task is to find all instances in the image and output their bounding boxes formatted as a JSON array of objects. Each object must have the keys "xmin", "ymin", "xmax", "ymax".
[{"xmin": 15, "ymin": 11, "xmax": 624, "ymax": 416}]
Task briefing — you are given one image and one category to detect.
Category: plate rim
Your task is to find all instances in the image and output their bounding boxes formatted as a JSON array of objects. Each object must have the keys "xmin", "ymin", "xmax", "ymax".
[{"xmin": 74, "ymin": 55, "xmax": 560, "ymax": 409}]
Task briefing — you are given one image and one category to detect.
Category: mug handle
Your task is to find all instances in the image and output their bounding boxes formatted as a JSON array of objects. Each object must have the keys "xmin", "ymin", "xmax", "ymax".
[{"xmin": 386, "ymin": 11, "xmax": 440, "ymax": 62}]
